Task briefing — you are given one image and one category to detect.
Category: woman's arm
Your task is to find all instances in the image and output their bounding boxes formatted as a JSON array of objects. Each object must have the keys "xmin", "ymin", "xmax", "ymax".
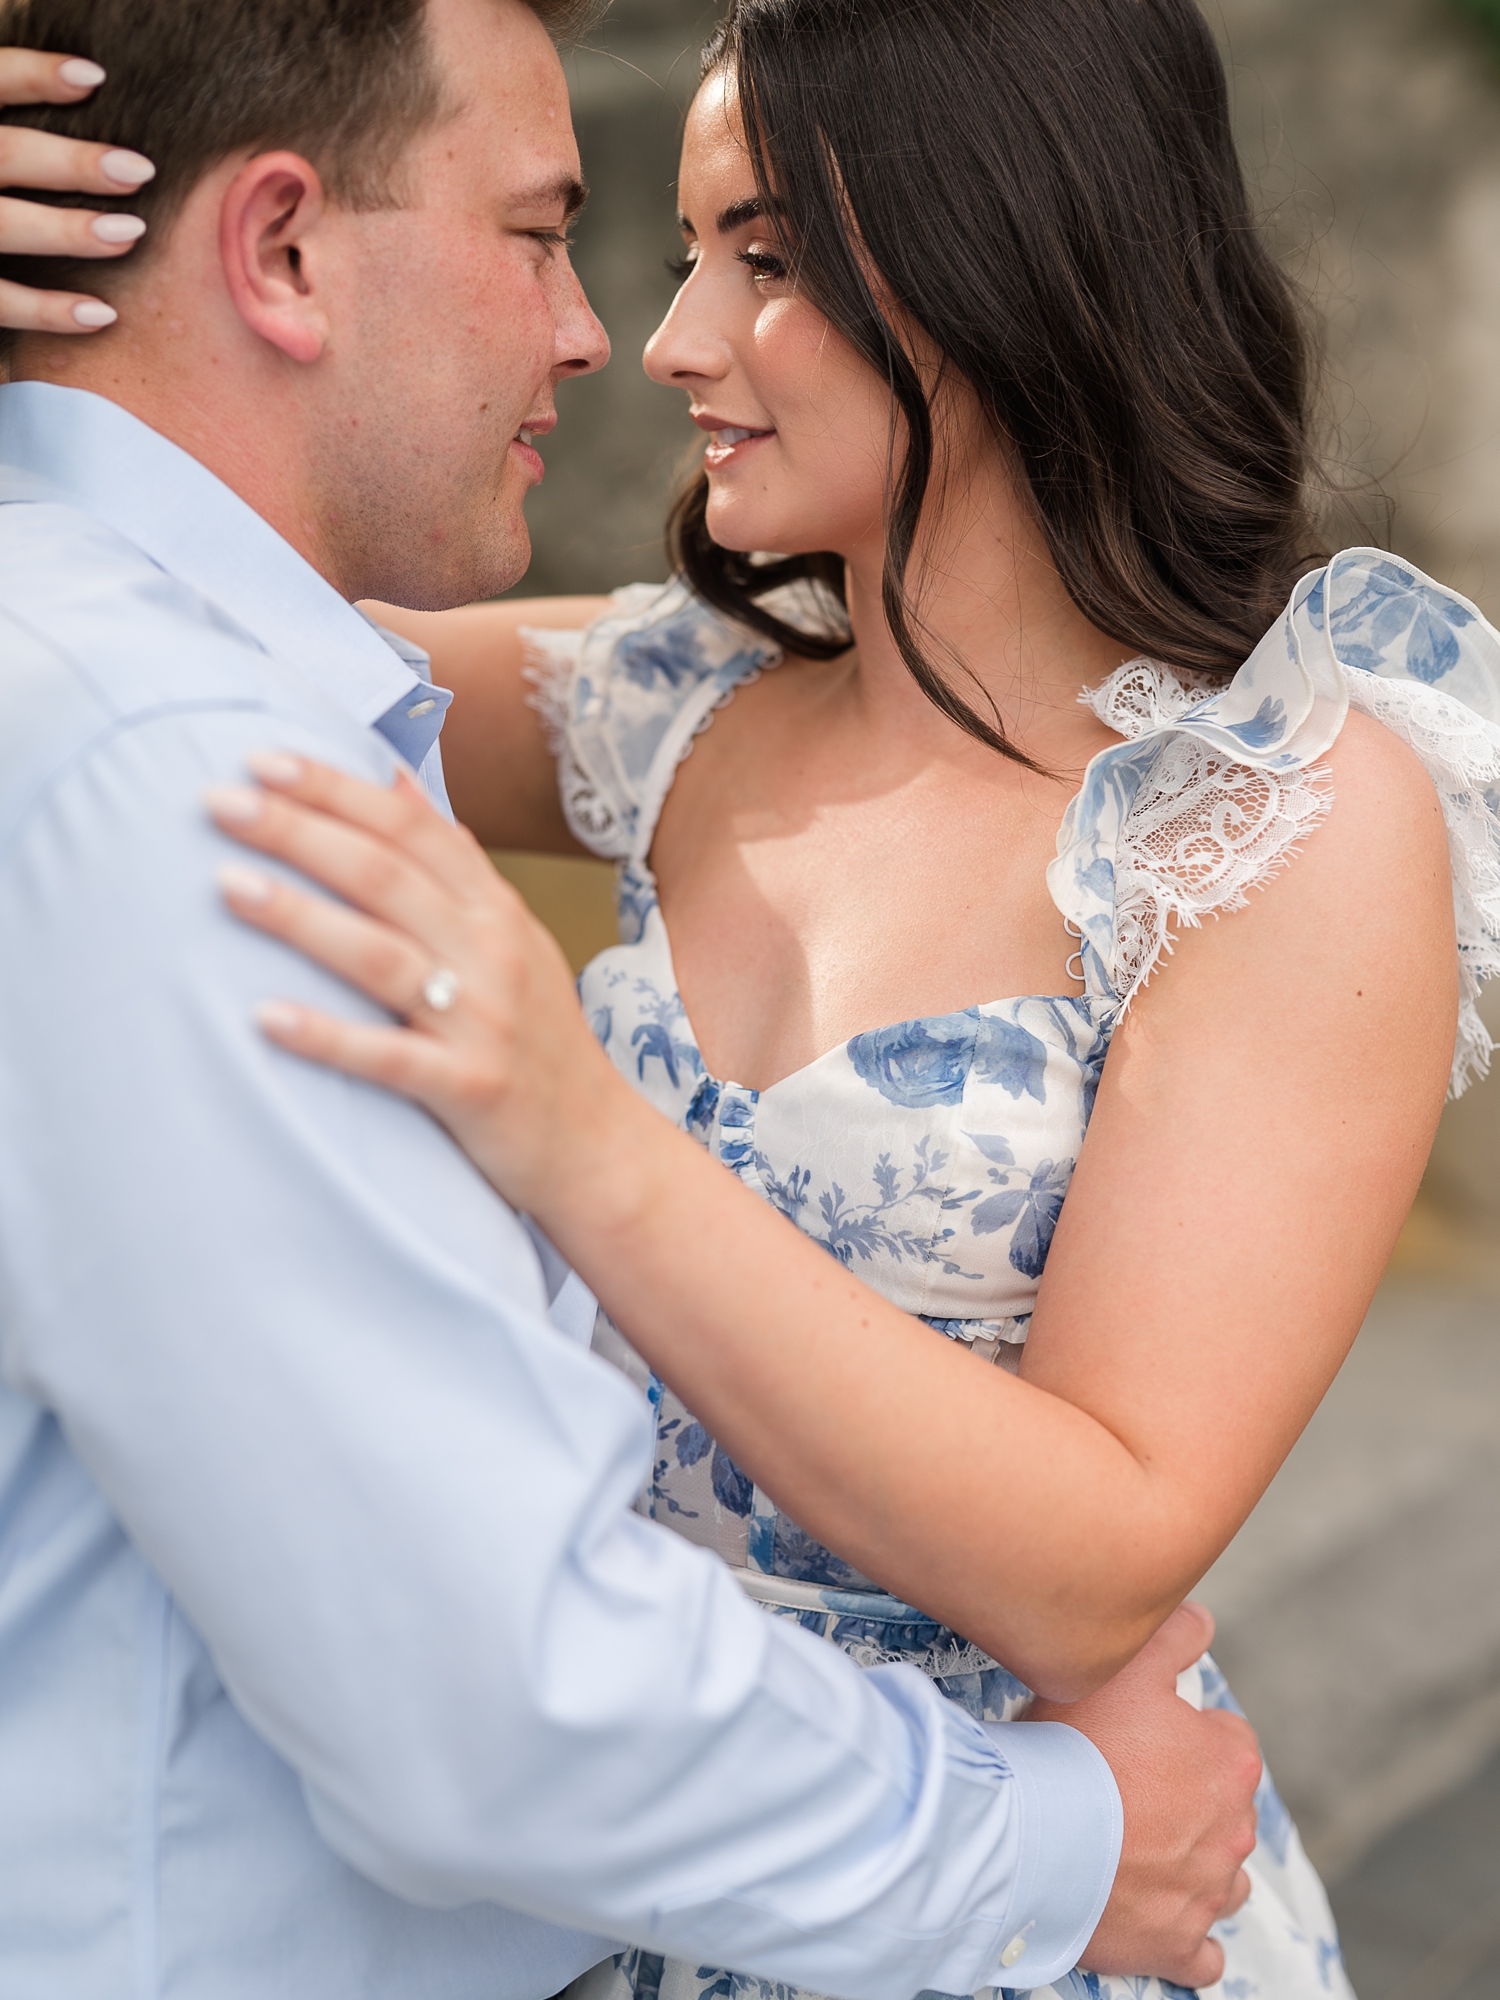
[
  {"xmin": 207, "ymin": 710, "xmax": 1455, "ymax": 1700},
  {"xmin": 362, "ymin": 596, "xmax": 607, "ymax": 851}
]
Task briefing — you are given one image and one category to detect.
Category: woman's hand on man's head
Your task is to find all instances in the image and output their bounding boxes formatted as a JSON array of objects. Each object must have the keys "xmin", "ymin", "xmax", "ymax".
[{"xmin": 0, "ymin": 46, "xmax": 154, "ymax": 333}]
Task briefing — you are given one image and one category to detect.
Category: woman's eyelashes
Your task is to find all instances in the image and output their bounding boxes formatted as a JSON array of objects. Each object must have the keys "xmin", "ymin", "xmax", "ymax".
[
  {"xmin": 737, "ymin": 244, "xmax": 789, "ymax": 284},
  {"xmin": 662, "ymin": 241, "xmax": 791, "ymax": 286}
]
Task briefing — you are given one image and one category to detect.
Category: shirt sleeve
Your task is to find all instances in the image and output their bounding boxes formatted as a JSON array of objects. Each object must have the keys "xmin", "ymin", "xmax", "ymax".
[{"xmin": 0, "ymin": 699, "xmax": 1120, "ymax": 1998}]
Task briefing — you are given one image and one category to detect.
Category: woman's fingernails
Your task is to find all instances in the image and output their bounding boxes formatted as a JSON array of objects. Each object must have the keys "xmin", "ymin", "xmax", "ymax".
[
  {"xmin": 59, "ymin": 57, "xmax": 107, "ymax": 89},
  {"xmin": 99, "ymin": 149, "xmax": 156, "ymax": 188},
  {"xmin": 204, "ymin": 783, "xmax": 265, "ymax": 824},
  {"xmin": 90, "ymin": 213, "xmax": 146, "ymax": 244},
  {"xmin": 218, "ymin": 863, "xmax": 274, "ymax": 905},
  {"xmin": 246, "ymin": 750, "xmax": 306, "ymax": 786},
  {"xmin": 257, "ymin": 1000, "xmax": 305, "ymax": 1035},
  {"xmin": 71, "ymin": 300, "xmax": 117, "ymax": 328}
]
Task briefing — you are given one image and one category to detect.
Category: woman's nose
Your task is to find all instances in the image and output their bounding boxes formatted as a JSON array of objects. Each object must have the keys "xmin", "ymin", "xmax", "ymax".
[{"xmin": 642, "ymin": 277, "xmax": 727, "ymax": 388}]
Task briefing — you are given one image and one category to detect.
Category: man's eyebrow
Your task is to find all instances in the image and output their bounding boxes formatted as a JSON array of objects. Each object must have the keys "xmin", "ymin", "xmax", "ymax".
[{"xmin": 515, "ymin": 174, "xmax": 588, "ymax": 220}]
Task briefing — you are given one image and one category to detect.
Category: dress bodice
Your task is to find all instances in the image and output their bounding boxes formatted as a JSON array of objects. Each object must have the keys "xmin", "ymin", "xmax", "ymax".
[{"xmin": 526, "ymin": 551, "xmax": 1500, "ymax": 1683}]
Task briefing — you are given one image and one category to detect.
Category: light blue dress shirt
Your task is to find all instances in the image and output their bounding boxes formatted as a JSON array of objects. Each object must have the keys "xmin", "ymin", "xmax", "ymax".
[{"xmin": 0, "ymin": 382, "xmax": 1121, "ymax": 2000}]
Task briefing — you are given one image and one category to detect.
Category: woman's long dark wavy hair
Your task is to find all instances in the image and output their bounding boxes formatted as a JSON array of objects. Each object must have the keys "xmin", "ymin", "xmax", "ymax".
[{"xmin": 668, "ymin": 0, "xmax": 1328, "ymax": 764}]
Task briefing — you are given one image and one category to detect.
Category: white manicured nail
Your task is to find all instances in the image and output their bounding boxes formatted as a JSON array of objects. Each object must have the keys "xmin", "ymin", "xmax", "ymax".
[
  {"xmin": 246, "ymin": 750, "xmax": 305, "ymax": 785},
  {"xmin": 204, "ymin": 784, "xmax": 265, "ymax": 824},
  {"xmin": 219, "ymin": 863, "xmax": 273, "ymax": 904},
  {"xmin": 91, "ymin": 213, "xmax": 146, "ymax": 244},
  {"xmin": 59, "ymin": 58, "xmax": 107, "ymax": 89},
  {"xmin": 71, "ymin": 299, "xmax": 117, "ymax": 327},
  {"xmin": 257, "ymin": 1001, "xmax": 305, "ymax": 1035},
  {"xmin": 99, "ymin": 149, "xmax": 156, "ymax": 187}
]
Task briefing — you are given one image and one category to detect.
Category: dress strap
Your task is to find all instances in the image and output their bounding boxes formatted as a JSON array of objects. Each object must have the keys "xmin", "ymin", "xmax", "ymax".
[{"xmin": 523, "ymin": 579, "xmax": 783, "ymax": 864}]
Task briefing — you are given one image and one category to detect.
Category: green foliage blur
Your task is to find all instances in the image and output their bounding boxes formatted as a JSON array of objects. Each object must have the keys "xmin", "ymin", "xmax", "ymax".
[{"xmin": 1455, "ymin": 0, "xmax": 1500, "ymax": 46}]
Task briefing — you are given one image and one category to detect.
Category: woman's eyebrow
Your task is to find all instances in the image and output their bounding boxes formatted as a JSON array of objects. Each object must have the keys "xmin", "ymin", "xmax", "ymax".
[
  {"xmin": 716, "ymin": 197, "xmax": 763, "ymax": 234},
  {"xmin": 673, "ymin": 196, "xmax": 764, "ymax": 237}
]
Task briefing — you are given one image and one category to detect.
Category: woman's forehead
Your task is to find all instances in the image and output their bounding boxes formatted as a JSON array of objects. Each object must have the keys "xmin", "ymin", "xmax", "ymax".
[{"xmin": 681, "ymin": 69, "xmax": 752, "ymax": 198}]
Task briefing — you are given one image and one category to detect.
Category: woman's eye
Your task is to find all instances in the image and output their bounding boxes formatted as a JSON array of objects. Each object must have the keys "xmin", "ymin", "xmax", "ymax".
[
  {"xmin": 736, "ymin": 245, "xmax": 790, "ymax": 285},
  {"xmin": 666, "ymin": 250, "xmax": 698, "ymax": 282}
]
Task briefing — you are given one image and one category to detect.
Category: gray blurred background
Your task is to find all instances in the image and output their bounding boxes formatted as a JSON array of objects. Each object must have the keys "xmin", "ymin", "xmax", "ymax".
[{"xmin": 496, "ymin": 5, "xmax": 1500, "ymax": 1990}]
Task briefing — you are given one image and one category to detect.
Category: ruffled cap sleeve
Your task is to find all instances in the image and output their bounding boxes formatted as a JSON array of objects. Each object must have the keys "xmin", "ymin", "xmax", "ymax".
[
  {"xmin": 1049, "ymin": 550, "xmax": 1500, "ymax": 1094},
  {"xmin": 523, "ymin": 579, "xmax": 783, "ymax": 863}
]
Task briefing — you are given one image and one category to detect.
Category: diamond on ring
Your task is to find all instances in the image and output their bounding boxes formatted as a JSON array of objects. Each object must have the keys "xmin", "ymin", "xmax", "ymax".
[{"xmin": 421, "ymin": 966, "xmax": 461, "ymax": 1013}]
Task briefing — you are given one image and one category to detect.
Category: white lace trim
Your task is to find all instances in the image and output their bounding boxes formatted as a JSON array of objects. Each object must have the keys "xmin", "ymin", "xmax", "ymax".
[
  {"xmin": 522, "ymin": 619, "xmax": 784, "ymax": 865},
  {"xmin": 1087, "ymin": 654, "xmax": 1224, "ymax": 733},
  {"xmin": 1084, "ymin": 657, "xmax": 1336, "ymax": 1010},
  {"xmin": 1083, "ymin": 655, "xmax": 1500, "ymax": 1096},
  {"xmin": 632, "ymin": 661, "xmax": 778, "ymax": 866},
  {"xmin": 521, "ymin": 625, "xmax": 630, "ymax": 858},
  {"xmin": 1114, "ymin": 735, "xmax": 1335, "ymax": 1008},
  {"xmin": 1340, "ymin": 671, "xmax": 1500, "ymax": 1095}
]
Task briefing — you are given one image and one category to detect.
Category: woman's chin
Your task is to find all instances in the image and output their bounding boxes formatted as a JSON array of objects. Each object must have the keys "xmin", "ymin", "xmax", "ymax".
[{"xmin": 703, "ymin": 495, "xmax": 833, "ymax": 562}]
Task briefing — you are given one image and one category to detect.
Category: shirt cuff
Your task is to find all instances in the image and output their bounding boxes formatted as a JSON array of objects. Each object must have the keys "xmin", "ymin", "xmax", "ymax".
[{"xmin": 977, "ymin": 1719, "xmax": 1122, "ymax": 1991}]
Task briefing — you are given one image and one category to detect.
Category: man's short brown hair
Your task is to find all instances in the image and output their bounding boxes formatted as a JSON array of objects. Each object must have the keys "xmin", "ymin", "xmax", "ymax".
[{"xmin": 0, "ymin": 0, "xmax": 598, "ymax": 304}]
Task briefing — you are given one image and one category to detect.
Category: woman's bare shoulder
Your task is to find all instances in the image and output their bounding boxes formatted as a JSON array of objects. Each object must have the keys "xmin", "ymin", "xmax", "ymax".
[{"xmin": 1307, "ymin": 704, "xmax": 1451, "ymax": 909}]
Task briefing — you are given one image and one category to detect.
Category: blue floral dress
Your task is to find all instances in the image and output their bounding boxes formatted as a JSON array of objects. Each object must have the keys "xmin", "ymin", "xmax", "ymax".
[{"xmin": 527, "ymin": 550, "xmax": 1500, "ymax": 2000}]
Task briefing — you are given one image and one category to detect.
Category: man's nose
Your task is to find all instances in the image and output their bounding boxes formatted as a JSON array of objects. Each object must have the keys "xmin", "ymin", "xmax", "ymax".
[{"xmin": 554, "ymin": 266, "xmax": 610, "ymax": 378}]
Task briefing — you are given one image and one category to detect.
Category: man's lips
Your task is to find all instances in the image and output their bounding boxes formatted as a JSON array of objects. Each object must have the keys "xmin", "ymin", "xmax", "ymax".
[{"xmin": 509, "ymin": 414, "xmax": 555, "ymax": 482}]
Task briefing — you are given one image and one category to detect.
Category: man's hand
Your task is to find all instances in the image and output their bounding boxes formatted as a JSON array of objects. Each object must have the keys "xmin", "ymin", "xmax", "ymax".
[{"xmin": 1027, "ymin": 1602, "xmax": 1260, "ymax": 1989}]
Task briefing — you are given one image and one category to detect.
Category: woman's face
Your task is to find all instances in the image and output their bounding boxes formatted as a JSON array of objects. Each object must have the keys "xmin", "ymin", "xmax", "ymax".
[{"xmin": 643, "ymin": 70, "xmax": 894, "ymax": 562}]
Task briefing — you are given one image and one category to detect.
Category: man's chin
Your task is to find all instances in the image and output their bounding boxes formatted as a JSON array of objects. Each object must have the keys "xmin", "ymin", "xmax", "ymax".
[{"xmin": 368, "ymin": 523, "xmax": 533, "ymax": 614}]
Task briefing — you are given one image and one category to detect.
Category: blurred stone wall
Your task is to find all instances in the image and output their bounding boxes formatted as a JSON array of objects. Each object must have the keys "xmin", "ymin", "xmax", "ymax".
[
  {"xmin": 1209, "ymin": 0, "xmax": 1500, "ymax": 1222},
  {"xmin": 511, "ymin": 0, "xmax": 1500, "ymax": 1217},
  {"xmin": 515, "ymin": 0, "xmax": 717, "ymax": 597}
]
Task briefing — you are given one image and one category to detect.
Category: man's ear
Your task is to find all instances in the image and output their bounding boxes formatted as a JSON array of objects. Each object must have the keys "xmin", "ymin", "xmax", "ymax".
[{"xmin": 219, "ymin": 152, "xmax": 331, "ymax": 365}]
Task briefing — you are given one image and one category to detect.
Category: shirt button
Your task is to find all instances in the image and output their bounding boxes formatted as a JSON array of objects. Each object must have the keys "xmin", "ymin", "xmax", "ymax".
[
  {"xmin": 406, "ymin": 698, "xmax": 436, "ymax": 718},
  {"xmin": 1000, "ymin": 1937, "xmax": 1028, "ymax": 1969}
]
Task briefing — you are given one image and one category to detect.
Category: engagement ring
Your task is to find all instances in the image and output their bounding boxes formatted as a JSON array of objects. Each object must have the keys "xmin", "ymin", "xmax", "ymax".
[{"xmin": 421, "ymin": 966, "xmax": 461, "ymax": 1014}]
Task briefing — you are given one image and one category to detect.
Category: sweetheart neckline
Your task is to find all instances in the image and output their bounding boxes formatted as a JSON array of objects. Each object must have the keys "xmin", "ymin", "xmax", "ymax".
[{"xmin": 615, "ymin": 868, "xmax": 1107, "ymax": 1101}]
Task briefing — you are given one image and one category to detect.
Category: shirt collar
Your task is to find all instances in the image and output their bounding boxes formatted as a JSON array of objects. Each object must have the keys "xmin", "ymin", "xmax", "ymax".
[{"xmin": 0, "ymin": 382, "xmax": 452, "ymax": 769}]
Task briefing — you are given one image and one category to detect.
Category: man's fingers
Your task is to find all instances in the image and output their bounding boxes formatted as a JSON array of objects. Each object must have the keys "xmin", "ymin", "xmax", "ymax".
[
  {"xmin": 1140, "ymin": 1599, "xmax": 1215, "ymax": 1680},
  {"xmin": 1222, "ymin": 1865, "xmax": 1252, "ymax": 1920},
  {"xmin": 0, "ymin": 47, "xmax": 106, "ymax": 105},
  {"xmin": 0, "ymin": 273, "xmax": 114, "ymax": 332},
  {"xmin": 245, "ymin": 752, "xmax": 501, "ymax": 900},
  {"xmin": 1175, "ymin": 1933, "xmax": 1227, "ymax": 1990}
]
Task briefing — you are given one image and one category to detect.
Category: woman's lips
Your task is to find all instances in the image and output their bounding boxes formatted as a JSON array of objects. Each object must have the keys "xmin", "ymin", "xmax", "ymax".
[{"xmin": 703, "ymin": 425, "xmax": 774, "ymax": 469}]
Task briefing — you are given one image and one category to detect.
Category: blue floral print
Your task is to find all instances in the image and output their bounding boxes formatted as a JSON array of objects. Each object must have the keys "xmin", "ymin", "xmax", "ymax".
[
  {"xmin": 970, "ymin": 1155, "xmax": 1074, "ymax": 1278},
  {"xmin": 1225, "ymin": 695, "xmax": 1288, "ymax": 748},
  {"xmin": 618, "ymin": 614, "xmax": 708, "ymax": 690},
  {"xmin": 848, "ymin": 1009, "xmax": 1050, "ymax": 1110},
  {"xmin": 629, "ymin": 983, "xmax": 700, "ymax": 1091},
  {"xmin": 973, "ymin": 1013, "xmax": 1050, "ymax": 1102},
  {"xmin": 848, "ymin": 1011, "xmax": 980, "ymax": 1108},
  {"xmin": 1322, "ymin": 557, "xmax": 1476, "ymax": 684},
  {"xmin": 758, "ymin": 1136, "xmax": 984, "ymax": 1279}
]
